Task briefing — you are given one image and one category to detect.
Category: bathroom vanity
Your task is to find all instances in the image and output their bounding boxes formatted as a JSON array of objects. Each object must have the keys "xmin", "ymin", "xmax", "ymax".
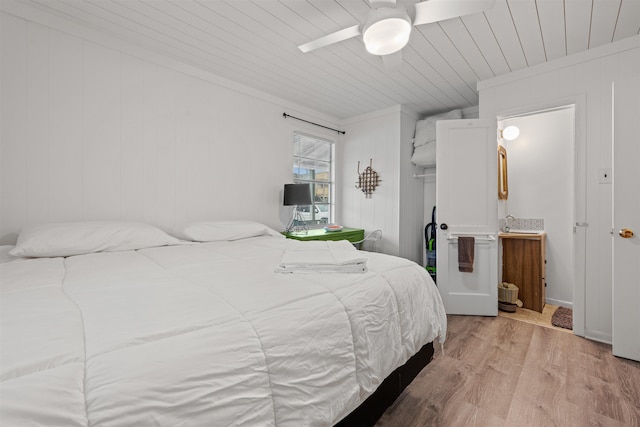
[{"xmin": 499, "ymin": 232, "xmax": 546, "ymax": 313}]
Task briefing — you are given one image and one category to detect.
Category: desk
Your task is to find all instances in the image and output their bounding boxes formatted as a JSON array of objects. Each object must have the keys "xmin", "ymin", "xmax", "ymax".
[{"xmin": 282, "ymin": 227, "xmax": 365, "ymax": 243}]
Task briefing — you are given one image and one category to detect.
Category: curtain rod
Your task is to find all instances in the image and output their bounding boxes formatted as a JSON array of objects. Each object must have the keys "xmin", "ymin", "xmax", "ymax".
[{"xmin": 282, "ymin": 113, "xmax": 346, "ymax": 135}]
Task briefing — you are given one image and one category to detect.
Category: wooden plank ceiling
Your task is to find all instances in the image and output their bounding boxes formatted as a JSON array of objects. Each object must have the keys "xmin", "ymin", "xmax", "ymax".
[{"xmin": 16, "ymin": 0, "xmax": 640, "ymax": 119}]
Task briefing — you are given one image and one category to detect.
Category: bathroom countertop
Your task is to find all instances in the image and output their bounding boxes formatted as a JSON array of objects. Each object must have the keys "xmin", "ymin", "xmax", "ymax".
[{"xmin": 499, "ymin": 231, "xmax": 546, "ymax": 239}]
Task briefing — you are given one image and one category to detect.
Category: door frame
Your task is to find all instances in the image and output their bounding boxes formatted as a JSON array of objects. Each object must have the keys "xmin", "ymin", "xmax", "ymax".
[{"xmin": 495, "ymin": 94, "xmax": 587, "ymax": 337}]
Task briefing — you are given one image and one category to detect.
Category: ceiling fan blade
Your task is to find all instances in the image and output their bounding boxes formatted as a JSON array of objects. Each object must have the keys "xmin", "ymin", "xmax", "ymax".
[
  {"xmin": 382, "ymin": 50, "xmax": 403, "ymax": 71},
  {"xmin": 298, "ymin": 25, "xmax": 361, "ymax": 53},
  {"xmin": 414, "ymin": 0, "xmax": 496, "ymax": 26},
  {"xmin": 369, "ymin": 0, "xmax": 397, "ymax": 7}
]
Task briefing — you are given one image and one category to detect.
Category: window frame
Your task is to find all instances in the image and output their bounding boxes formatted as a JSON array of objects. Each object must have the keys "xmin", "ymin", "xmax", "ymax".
[{"xmin": 292, "ymin": 131, "xmax": 335, "ymax": 228}]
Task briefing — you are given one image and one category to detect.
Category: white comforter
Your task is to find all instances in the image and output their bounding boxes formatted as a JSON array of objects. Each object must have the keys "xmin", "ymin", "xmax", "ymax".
[{"xmin": 0, "ymin": 236, "xmax": 446, "ymax": 426}]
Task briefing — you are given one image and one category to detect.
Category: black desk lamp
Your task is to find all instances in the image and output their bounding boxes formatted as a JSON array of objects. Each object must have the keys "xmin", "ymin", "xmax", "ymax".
[{"xmin": 284, "ymin": 183, "xmax": 312, "ymax": 233}]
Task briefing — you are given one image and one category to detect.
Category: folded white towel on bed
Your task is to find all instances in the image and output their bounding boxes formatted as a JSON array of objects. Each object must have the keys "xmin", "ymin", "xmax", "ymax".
[
  {"xmin": 276, "ymin": 240, "xmax": 367, "ymax": 274},
  {"xmin": 276, "ymin": 263, "xmax": 367, "ymax": 274}
]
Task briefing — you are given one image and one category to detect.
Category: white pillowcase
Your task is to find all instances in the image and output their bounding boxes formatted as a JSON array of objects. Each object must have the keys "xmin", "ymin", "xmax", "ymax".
[
  {"xmin": 414, "ymin": 109, "xmax": 462, "ymax": 147},
  {"xmin": 178, "ymin": 220, "xmax": 283, "ymax": 242},
  {"xmin": 0, "ymin": 245, "xmax": 19, "ymax": 263},
  {"xmin": 9, "ymin": 221, "xmax": 183, "ymax": 258},
  {"xmin": 411, "ymin": 142, "xmax": 437, "ymax": 167}
]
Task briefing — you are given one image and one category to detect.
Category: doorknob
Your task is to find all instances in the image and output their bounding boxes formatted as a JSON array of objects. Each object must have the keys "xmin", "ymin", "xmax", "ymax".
[
  {"xmin": 619, "ymin": 228, "xmax": 634, "ymax": 238},
  {"xmin": 440, "ymin": 223, "xmax": 448, "ymax": 230}
]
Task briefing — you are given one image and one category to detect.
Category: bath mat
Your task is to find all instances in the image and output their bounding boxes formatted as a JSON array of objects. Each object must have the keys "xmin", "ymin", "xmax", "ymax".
[{"xmin": 551, "ymin": 306, "xmax": 573, "ymax": 330}]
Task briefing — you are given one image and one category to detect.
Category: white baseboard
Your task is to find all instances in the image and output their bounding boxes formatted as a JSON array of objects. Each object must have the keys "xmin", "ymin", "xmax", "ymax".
[{"xmin": 545, "ymin": 298, "xmax": 573, "ymax": 308}]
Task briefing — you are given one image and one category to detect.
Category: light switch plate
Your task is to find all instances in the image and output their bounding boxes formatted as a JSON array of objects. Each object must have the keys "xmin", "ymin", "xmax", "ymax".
[{"xmin": 598, "ymin": 168, "xmax": 612, "ymax": 184}]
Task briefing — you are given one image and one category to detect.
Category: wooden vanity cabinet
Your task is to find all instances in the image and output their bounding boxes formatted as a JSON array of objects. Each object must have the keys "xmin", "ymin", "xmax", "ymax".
[{"xmin": 500, "ymin": 233, "xmax": 546, "ymax": 313}]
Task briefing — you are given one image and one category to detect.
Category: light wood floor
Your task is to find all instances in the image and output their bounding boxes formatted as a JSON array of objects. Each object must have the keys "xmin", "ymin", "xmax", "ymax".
[
  {"xmin": 376, "ymin": 315, "xmax": 640, "ymax": 427},
  {"xmin": 498, "ymin": 303, "xmax": 573, "ymax": 333}
]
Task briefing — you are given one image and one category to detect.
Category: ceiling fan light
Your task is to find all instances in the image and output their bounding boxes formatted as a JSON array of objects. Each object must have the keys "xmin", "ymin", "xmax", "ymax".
[
  {"xmin": 363, "ymin": 18, "xmax": 411, "ymax": 55},
  {"xmin": 362, "ymin": 7, "xmax": 412, "ymax": 56}
]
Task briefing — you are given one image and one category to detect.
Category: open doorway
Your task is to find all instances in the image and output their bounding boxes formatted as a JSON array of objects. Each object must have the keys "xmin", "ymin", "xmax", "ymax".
[{"xmin": 498, "ymin": 105, "xmax": 577, "ymax": 327}]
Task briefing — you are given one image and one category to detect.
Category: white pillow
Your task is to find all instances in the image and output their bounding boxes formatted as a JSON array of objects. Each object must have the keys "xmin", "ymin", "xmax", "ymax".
[
  {"xmin": 411, "ymin": 142, "xmax": 437, "ymax": 167},
  {"xmin": 9, "ymin": 221, "xmax": 183, "ymax": 258},
  {"xmin": 178, "ymin": 220, "xmax": 283, "ymax": 242},
  {"xmin": 0, "ymin": 245, "xmax": 19, "ymax": 263},
  {"xmin": 414, "ymin": 109, "xmax": 462, "ymax": 147}
]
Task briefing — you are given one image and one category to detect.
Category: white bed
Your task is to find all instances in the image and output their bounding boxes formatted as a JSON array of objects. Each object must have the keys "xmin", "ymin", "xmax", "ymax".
[{"xmin": 0, "ymin": 221, "xmax": 446, "ymax": 426}]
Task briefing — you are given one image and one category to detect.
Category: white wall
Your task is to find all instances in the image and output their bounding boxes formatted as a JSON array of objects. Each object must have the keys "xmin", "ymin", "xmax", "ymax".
[
  {"xmin": 499, "ymin": 107, "xmax": 575, "ymax": 307},
  {"xmin": 0, "ymin": 11, "xmax": 341, "ymax": 243},
  {"xmin": 339, "ymin": 105, "xmax": 423, "ymax": 262},
  {"xmin": 478, "ymin": 35, "xmax": 640, "ymax": 343},
  {"xmin": 340, "ymin": 107, "xmax": 402, "ymax": 257},
  {"xmin": 399, "ymin": 109, "xmax": 425, "ymax": 262},
  {"xmin": 0, "ymin": 7, "xmax": 426, "ymax": 264}
]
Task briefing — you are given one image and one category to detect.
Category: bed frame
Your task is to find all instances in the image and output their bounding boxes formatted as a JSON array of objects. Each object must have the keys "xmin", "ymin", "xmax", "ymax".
[{"xmin": 334, "ymin": 341, "xmax": 435, "ymax": 427}]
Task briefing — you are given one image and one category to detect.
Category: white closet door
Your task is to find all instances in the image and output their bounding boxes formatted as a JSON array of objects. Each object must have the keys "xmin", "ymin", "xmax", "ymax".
[
  {"xmin": 612, "ymin": 76, "xmax": 640, "ymax": 362},
  {"xmin": 436, "ymin": 119, "xmax": 498, "ymax": 315}
]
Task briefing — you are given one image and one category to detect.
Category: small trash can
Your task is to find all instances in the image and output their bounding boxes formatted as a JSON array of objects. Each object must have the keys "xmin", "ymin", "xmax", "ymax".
[{"xmin": 498, "ymin": 282, "xmax": 521, "ymax": 312}]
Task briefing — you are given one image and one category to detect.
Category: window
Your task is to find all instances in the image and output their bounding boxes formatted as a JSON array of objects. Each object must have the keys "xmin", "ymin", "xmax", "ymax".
[{"xmin": 293, "ymin": 132, "xmax": 334, "ymax": 227}]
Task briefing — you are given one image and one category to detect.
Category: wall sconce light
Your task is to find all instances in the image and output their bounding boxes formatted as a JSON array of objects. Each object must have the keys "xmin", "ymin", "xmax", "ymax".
[{"xmin": 500, "ymin": 125, "xmax": 520, "ymax": 141}]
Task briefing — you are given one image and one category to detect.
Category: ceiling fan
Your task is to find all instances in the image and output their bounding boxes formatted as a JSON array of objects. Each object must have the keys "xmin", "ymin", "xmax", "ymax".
[{"xmin": 298, "ymin": 0, "xmax": 496, "ymax": 67}]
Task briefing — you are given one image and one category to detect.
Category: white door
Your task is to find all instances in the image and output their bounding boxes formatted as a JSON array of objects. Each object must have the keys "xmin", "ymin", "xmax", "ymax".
[
  {"xmin": 436, "ymin": 119, "xmax": 498, "ymax": 315},
  {"xmin": 612, "ymin": 77, "xmax": 640, "ymax": 362}
]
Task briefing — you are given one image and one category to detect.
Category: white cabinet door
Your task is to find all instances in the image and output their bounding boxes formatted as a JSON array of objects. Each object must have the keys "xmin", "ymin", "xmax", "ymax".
[
  {"xmin": 436, "ymin": 119, "xmax": 498, "ymax": 315},
  {"xmin": 612, "ymin": 76, "xmax": 640, "ymax": 362}
]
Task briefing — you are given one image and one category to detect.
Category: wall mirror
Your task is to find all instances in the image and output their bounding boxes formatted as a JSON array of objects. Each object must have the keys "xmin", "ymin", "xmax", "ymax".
[{"xmin": 498, "ymin": 145, "xmax": 508, "ymax": 200}]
